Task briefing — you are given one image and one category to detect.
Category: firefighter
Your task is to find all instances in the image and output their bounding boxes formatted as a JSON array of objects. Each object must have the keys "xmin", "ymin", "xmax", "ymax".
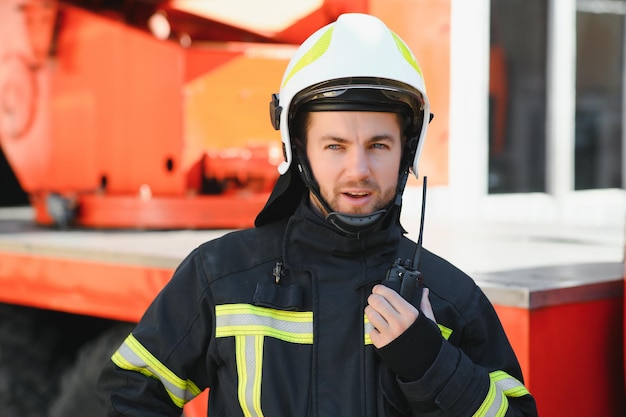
[{"xmin": 98, "ymin": 13, "xmax": 538, "ymax": 417}]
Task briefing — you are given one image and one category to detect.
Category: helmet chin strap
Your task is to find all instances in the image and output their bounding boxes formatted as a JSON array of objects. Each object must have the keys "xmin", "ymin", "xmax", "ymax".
[
  {"xmin": 325, "ymin": 210, "xmax": 388, "ymax": 235},
  {"xmin": 296, "ymin": 157, "xmax": 411, "ymax": 236}
]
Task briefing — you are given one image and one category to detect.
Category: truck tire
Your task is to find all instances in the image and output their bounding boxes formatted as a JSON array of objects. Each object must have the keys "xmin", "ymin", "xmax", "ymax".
[
  {"xmin": 48, "ymin": 322, "xmax": 135, "ymax": 417},
  {"xmin": 0, "ymin": 304, "xmax": 70, "ymax": 417}
]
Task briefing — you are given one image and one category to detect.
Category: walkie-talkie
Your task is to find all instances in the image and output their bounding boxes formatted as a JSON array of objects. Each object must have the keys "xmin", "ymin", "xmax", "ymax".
[{"xmin": 384, "ymin": 176, "xmax": 428, "ymax": 302}]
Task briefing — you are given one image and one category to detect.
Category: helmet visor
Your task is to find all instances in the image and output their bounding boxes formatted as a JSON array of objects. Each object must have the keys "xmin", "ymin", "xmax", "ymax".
[{"xmin": 290, "ymin": 78, "xmax": 425, "ymax": 136}]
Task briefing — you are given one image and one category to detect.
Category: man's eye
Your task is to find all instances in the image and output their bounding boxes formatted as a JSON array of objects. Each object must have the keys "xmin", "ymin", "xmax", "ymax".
[
  {"xmin": 372, "ymin": 143, "xmax": 389, "ymax": 149},
  {"xmin": 327, "ymin": 144, "xmax": 342, "ymax": 150}
]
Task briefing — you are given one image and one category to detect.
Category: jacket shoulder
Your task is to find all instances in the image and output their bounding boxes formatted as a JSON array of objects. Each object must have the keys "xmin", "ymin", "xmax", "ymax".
[
  {"xmin": 195, "ymin": 219, "xmax": 287, "ymax": 279},
  {"xmin": 419, "ymin": 245, "xmax": 480, "ymax": 311}
]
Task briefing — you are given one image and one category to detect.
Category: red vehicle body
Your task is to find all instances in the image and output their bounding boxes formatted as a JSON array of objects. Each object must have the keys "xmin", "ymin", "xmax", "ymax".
[
  {"xmin": 0, "ymin": 1, "xmax": 452, "ymax": 415},
  {"xmin": 1, "ymin": 1, "xmax": 623, "ymax": 417}
]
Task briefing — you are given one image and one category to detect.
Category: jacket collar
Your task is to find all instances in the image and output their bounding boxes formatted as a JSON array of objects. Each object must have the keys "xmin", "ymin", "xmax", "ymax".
[{"xmin": 282, "ymin": 198, "xmax": 404, "ymax": 269}]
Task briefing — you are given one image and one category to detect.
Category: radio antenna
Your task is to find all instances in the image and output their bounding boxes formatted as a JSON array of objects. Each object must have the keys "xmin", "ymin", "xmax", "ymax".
[
  {"xmin": 412, "ymin": 176, "xmax": 427, "ymax": 270},
  {"xmin": 383, "ymin": 176, "xmax": 428, "ymax": 300}
]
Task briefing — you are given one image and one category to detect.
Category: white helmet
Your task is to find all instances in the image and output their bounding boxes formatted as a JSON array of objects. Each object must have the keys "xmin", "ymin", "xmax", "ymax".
[
  {"xmin": 257, "ymin": 13, "xmax": 431, "ymax": 231},
  {"xmin": 270, "ymin": 12, "xmax": 430, "ymax": 177}
]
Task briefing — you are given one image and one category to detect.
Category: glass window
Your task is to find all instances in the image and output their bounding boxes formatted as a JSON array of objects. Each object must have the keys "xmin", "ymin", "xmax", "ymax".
[
  {"xmin": 489, "ymin": 0, "xmax": 548, "ymax": 194},
  {"xmin": 575, "ymin": 0, "xmax": 624, "ymax": 190}
]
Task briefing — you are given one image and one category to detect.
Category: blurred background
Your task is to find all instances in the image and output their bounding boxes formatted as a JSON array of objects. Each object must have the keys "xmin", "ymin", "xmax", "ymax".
[{"xmin": 0, "ymin": 1, "xmax": 624, "ymax": 416}]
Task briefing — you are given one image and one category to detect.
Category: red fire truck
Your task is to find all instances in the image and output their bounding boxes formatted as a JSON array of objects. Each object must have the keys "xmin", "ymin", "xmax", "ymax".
[
  {"xmin": 1, "ymin": 1, "xmax": 623, "ymax": 417},
  {"xmin": 0, "ymin": 1, "xmax": 451, "ymax": 415}
]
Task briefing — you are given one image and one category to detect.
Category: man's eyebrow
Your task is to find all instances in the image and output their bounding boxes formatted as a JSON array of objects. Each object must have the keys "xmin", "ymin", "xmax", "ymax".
[
  {"xmin": 319, "ymin": 134, "xmax": 396, "ymax": 143},
  {"xmin": 368, "ymin": 134, "xmax": 395, "ymax": 142},
  {"xmin": 364, "ymin": 134, "xmax": 396, "ymax": 146},
  {"xmin": 320, "ymin": 135, "xmax": 348, "ymax": 142}
]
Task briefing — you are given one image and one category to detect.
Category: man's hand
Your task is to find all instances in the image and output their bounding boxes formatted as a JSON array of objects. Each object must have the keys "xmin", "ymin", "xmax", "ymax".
[{"xmin": 365, "ymin": 285, "xmax": 435, "ymax": 348}]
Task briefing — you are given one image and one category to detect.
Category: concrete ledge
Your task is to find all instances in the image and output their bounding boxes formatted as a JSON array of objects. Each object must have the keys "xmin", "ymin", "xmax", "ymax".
[{"xmin": 474, "ymin": 262, "xmax": 624, "ymax": 309}]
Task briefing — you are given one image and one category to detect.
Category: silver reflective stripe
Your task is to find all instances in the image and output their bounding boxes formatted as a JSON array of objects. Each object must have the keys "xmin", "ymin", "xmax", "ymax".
[
  {"xmin": 111, "ymin": 334, "xmax": 201, "ymax": 408},
  {"xmin": 493, "ymin": 371, "xmax": 531, "ymax": 397},
  {"xmin": 364, "ymin": 315, "xmax": 374, "ymax": 345},
  {"xmin": 472, "ymin": 371, "xmax": 530, "ymax": 417},
  {"xmin": 215, "ymin": 304, "xmax": 313, "ymax": 344},
  {"xmin": 216, "ymin": 304, "xmax": 313, "ymax": 417},
  {"xmin": 484, "ymin": 379, "xmax": 507, "ymax": 417},
  {"xmin": 236, "ymin": 335, "xmax": 264, "ymax": 417}
]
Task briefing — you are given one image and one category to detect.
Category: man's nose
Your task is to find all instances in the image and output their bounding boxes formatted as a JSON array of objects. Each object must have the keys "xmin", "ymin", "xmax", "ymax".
[{"xmin": 345, "ymin": 147, "xmax": 371, "ymax": 179}]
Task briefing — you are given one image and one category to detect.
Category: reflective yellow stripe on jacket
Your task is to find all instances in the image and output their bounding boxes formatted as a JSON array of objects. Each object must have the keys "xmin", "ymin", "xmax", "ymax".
[
  {"xmin": 111, "ymin": 334, "xmax": 201, "ymax": 408},
  {"xmin": 365, "ymin": 315, "xmax": 529, "ymax": 417},
  {"xmin": 215, "ymin": 304, "xmax": 314, "ymax": 417},
  {"xmin": 473, "ymin": 371, "xmax": 531, "ymax": 417}
]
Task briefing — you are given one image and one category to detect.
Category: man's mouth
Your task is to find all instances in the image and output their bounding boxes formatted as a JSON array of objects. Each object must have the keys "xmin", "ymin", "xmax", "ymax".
[{"xmin": 344, "ymin": 192, "xmax": 370, "ymax": 198}]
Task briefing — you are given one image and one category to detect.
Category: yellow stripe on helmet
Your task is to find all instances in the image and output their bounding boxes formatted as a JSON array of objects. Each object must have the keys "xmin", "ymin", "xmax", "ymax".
[
  {"xmin": 282, "ymin": 26, "xmax": 335, "ymax": 88},
  {"xmin": 391, "ymin": 32, "xmax": 424, "ymax": 77}
]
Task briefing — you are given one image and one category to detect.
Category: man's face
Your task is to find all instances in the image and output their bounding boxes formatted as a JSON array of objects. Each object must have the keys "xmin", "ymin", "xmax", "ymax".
[{"xmin": 305, "ymin": 111, "xmax": 403, "ymax": 216}]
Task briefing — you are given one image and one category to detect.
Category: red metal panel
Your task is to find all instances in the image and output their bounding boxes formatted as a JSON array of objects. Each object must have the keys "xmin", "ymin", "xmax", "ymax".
[
  {"xmin": 532, "ymin": 300, "xmax": 625, "ymax": 417},
  {"xmin": 184, "ymin": 390, "xmax": 209, "ymax": 417},
  {"xmin": 491, "ymin": 305, "xmax": 531, "ymax": 385},
  {"xmin": 2, "ymin": 4, "xmax": 289, "ymax": 228},
  {"xmin": 29, "ymin": 192, "xmax": 270, "ymax": 229},
  {"xmin": 0, "ymin": 251, "xmax": 172, "ymax": 322},
  {"xmin": 495, "ymin": 298, "xmax": 626, "ymax": 417},
  {"xmin": 48, "ymin": 6, "xmax": 186, "ymax": 194}
]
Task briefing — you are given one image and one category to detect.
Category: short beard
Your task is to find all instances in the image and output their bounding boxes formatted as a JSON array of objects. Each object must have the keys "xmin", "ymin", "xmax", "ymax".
[{"xmin": 318, "ymin": 179, "xmax": 397, "ymax": 215}]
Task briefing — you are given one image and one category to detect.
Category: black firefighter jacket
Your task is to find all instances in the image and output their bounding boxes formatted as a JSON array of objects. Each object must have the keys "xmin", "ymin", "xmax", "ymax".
[{"xmin": 98, "ymin": 202, "xmax": 538, "ymax": 417}]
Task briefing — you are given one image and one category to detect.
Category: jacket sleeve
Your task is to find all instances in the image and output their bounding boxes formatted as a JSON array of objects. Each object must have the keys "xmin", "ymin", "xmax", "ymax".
[
  {"xmin": 97, "ymin": 248, "xmax": 213, "ymax": 417},
  {"xmin": 384, "ymin": 284, "xmax": 537, "ymax": 417}
]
